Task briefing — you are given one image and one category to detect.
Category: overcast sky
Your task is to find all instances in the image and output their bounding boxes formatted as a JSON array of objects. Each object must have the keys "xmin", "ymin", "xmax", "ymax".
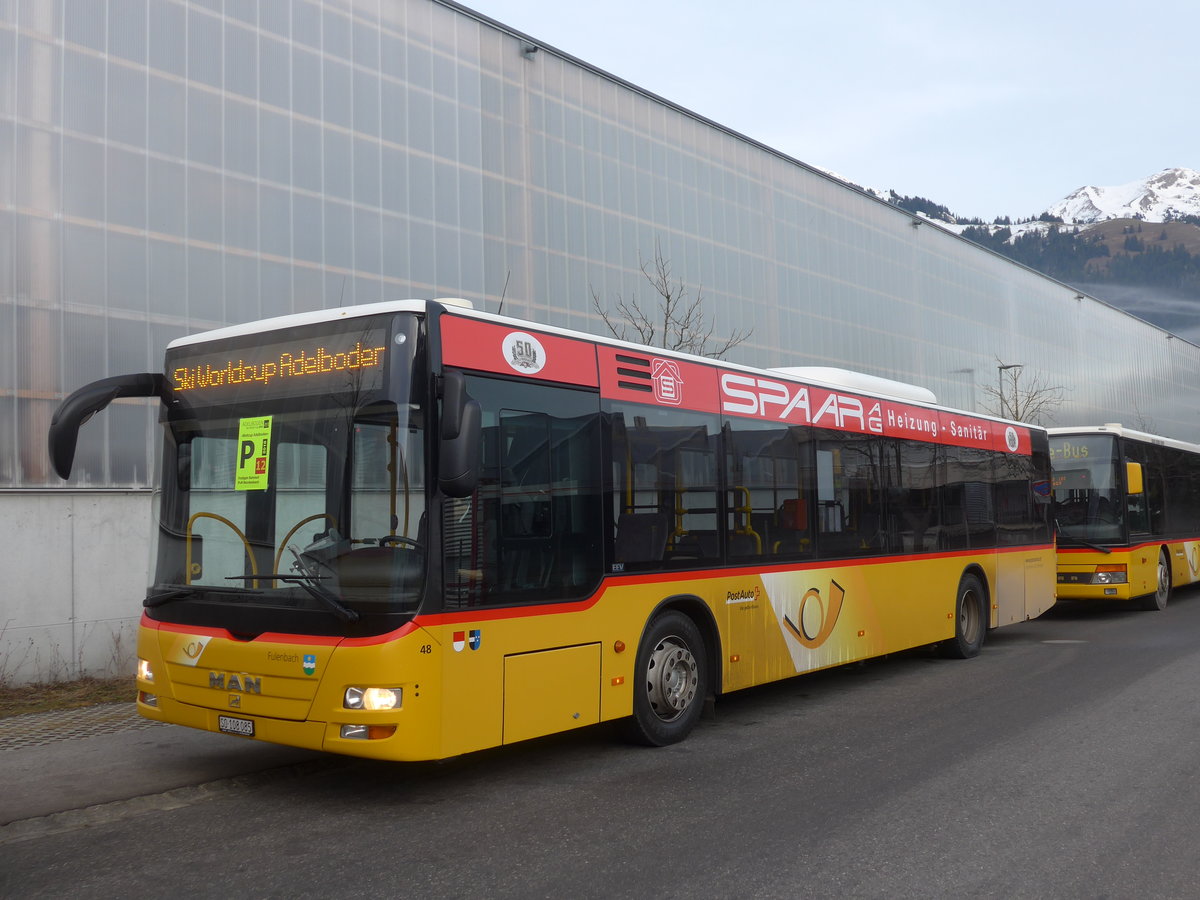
[{"xmin": 461, "ymin": 0, "xmax": 1196, "ymax": 222}]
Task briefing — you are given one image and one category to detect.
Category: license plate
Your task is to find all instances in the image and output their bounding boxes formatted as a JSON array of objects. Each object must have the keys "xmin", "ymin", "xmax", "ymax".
[{"xmin": 218, "ymin": 715, "xmax": 255, "ymax": 737}]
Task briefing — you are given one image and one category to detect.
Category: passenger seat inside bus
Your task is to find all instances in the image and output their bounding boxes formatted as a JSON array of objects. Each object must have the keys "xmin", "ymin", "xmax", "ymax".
[{"xmin": 614, "ymin": 512, "xmax": 670, "ymax": 564}]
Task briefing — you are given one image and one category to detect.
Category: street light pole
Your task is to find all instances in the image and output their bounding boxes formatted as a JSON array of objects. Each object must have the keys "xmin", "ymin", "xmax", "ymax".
[{"xmin": 997, "ymin": 363, "xmax": 1023, "ymax": 419}]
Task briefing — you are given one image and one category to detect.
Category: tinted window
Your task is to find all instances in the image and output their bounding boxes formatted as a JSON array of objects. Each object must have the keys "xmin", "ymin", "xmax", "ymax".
[
  {"xmin": 607, "ymin": 401, "xmax": 720, "ymax": 571},
  {"xmin": 724, "ymin": 419, "xmax": 814, "ymax": 563},
  {"xmin": 443, "ymin": 377, "xmax": 603, "ymax": 608},
  {"xmin": 813, "ymin": 431, "xmax": 890, "ymax": 557}
]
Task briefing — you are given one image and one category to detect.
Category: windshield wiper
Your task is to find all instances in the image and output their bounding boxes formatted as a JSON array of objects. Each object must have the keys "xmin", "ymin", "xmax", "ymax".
[
  {"xmin": 144, "ymin": 586, "xmax": 201, "ymax": 608},
  {"xmin": 223, "ymin": 554, "xmax": 361, "ymax": 624},
  {"xmin": 1054, "ymin": 519, "xmax": 1112, "ymax": 554}
]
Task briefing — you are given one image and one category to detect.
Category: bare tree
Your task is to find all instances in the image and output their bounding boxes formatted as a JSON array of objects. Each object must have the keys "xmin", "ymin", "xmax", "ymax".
[
  {"xmin": 1129, "ymin": 403, "xmax": 1157, "ymax": 434},
  {"xmin": 590, "ymin": 240, "xmax": 751, "ymax": 359},
  {"xmin": 979, "ymin": 360, "xmax": 1066, "ymax": 424}
]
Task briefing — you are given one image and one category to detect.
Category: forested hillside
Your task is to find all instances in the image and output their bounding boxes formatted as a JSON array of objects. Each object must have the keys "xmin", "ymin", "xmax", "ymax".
[
  {"xmin": 885, "ymin": 191, "xmax": 1200, "ymax": 302},
  {"xmin": 959, "ymin": 218, "xmax": 1200, "ymax": 299}
]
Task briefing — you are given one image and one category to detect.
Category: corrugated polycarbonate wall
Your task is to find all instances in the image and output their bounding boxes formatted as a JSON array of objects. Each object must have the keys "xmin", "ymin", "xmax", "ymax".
[{"xmin": 2, "ymin": 0, "xmax": 1198, "ymax": 490}]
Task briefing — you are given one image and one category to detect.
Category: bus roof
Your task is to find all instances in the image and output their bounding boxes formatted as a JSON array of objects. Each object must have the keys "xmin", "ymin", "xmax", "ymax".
[
  {"xmin": 168, "ymin": 297, "xmax": 1033, "ymax": 432},
  {"xmin": 166, "ymin": 298, "xmax": 474, "ymax": 349},
  {"xmin": 1048, "ymin": 424, "xmax": 1200, "ymax": 455}
]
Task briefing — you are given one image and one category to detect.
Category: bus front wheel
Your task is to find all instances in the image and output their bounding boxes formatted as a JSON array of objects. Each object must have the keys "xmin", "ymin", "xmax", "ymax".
[
  {"xmin": 1140, "ymin": 550, "xmax": 1171, "ymax": 611},
  {"xmin": 622, "ymin": 610, "xmax": 707, "ymax": 747},
  {"xmin": 940, "ymin": 573, "xmax": 986, "ymax": 659}
]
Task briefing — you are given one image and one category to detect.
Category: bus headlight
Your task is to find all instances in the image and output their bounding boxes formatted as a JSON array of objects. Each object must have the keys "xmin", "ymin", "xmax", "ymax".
[
  {"xmin": 137, "ymin": 658, "xmax": 154, "ymax": 682},
  {"xmin": 343, "ymin": 686, "xmax": 402, "ymax": 710},
  {"xmin": 1091, "ymin": 564, "xmax": 1128, "ymax": 585}
]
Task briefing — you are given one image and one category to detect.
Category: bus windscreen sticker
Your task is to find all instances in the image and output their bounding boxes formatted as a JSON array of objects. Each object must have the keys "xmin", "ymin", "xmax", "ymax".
[{"xmin": 235, "ymin": 416, "xmax": 272, "ymax": 491}]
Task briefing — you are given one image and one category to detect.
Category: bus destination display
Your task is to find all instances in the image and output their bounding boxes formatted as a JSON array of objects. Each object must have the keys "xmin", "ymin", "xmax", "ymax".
[{"xmin": 167, "ymin": 327, "xmax": 388, "ymax": 400}]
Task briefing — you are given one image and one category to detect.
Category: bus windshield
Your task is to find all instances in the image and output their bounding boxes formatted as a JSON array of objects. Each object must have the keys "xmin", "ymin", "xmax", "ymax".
[
  {"xmin": 149, "ymin": 312, "xmax": 427, "ymax": 636},
  {"xmin": 1051, "ymin": 434, "xmax": 1123, "ymax": 543}
]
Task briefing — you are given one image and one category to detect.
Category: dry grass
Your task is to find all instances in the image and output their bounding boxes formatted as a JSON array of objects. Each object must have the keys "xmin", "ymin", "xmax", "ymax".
[
  {"xmin": 0, "ymin": 676, "xmax": 134, "ymax": 719},
  {"xmin": 1080, "ymin": 218, "xmax": 1200, "ymax": 275}
]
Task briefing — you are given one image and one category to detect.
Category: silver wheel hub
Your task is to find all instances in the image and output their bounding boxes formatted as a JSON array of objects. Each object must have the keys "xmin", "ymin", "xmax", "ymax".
[
  {"xmin": 960, "ymin": 590, "xmax": 982, "ymax": 643},
  {"xmin": 645, "ymin": 637, "xmax": 698, "ymax": 722}
]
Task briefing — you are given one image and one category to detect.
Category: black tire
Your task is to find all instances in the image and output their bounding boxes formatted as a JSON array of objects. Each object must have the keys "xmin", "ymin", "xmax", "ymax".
[
  {"xmin": 940, "ymin": 573, "xmax": 986, "ymax": 659},
  {"xmin": 622, "ymin": 610, "xmax": 707, "ymax": 747},
  {"xmin": 1139, "ymin": 549, "xmax": 1171, "ymax": 611}
]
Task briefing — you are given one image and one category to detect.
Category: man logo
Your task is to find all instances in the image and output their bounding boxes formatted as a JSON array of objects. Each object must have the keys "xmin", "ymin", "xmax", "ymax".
[{"xmin": 209, "ymin": 672, "xmax": 262, "ymax": 693}]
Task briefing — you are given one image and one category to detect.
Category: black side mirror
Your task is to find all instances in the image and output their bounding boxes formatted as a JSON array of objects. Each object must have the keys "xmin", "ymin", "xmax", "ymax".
[
  {"xmin": 48, "ymin": 373, "xmax": 172, "ymax": 479},
  {"xmin": 438, "ymin": 370, "xmax": 481, "ymax": 498}
]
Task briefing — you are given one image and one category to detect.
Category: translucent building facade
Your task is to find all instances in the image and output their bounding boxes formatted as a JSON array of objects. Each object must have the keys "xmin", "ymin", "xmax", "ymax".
[{"xmin": 5, "ymin": 0, "xmax": 1200, "ymax": 490}]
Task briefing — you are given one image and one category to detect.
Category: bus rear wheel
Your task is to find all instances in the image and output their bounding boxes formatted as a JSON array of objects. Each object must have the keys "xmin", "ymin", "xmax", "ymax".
[
  {"xmin": 1140, "ymin": 549, "xmax": 1171, "ymax": 611},
  {"xmin": 622, "ymin": 610, "xmax": 707, "ymax": 747},
  {"xmin": 940, "ymin": 573, "xmax": 986, "ymax": 659}
]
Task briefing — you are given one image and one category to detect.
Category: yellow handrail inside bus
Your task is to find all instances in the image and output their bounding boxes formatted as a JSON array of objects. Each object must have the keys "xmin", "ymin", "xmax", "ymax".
[
  {"xmin": 730, "ymin": 485, "xmax": 762, "ymax": 554},
  {"xmin": 670, "ymin": 487, "xmax": 688, "ymax": 548},
  {"xmin": 187, "ymin": 512, "xmax": 259, "ymax": 588},
  {"xmin": 273, "ymin": 514, "xmax": 337, "ymax": 574}
]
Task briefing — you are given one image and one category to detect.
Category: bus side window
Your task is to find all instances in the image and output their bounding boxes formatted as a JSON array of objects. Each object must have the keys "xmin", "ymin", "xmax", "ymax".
[
  {"xmin": 1123, "ymin": 446, "xmax": 1154, "ymax": 534},
  {"xmin": 442, "ymin": 377, "xmax": 604, "ymax": 609},
  {"xmin": 814, "ymin": 433, "xmax": 888, "ymax": 557},
  {"xmin": 1125, "ymin": 479, "xmax": 1149, "ymax": 534},
  {"xmin": 890, "ymin": 440, "xmax": 939, "ymax": 553},
  {"xmin": 607, "ymin": 403, "xmax": 720, "ymax": 570}
]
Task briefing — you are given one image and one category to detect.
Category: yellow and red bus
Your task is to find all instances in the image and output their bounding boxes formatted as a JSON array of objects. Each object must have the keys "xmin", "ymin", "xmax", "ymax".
[
  {"xmin": 49, "ymin": 300, "xmax": 1055, "ymax": 760},
  {"xmin": 1050, "ymin": 424, "xmax": 1200, "ymax": 610}
]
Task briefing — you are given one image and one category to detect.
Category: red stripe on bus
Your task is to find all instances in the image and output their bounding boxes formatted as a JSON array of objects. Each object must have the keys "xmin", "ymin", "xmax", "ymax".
[
  {"xmin": 1058, "ymin": 539, "xmax": 1198, "ymax": 555},
  {"xmin": 141, "ymin": 613, "xmax": 418, "ymax": 647},
  {"xmin": 415, "ymin": 544, "xmax": 1054, "ymax": 627}
]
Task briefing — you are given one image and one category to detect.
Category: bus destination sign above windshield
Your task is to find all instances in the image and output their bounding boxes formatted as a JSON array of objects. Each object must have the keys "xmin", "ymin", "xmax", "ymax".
[{"xmin": 167, "ymin": 326, "xmax": 389, "ymax": 400}]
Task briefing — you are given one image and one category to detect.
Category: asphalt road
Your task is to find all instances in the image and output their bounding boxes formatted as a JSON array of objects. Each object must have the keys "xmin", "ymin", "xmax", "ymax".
[{"xmin": 5, "ymin": 590, "xmax": 1200, "ymax": 899}]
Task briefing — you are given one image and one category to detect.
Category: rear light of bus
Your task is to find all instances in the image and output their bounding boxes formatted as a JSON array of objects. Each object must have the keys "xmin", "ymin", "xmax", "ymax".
[
  {"xmin": 1091, "ymin": 564, "xmax": 1127, "ymax": 585},
  {"xmin": 343, "ymin": 686, "xmax": 402, "ymax": 711}
]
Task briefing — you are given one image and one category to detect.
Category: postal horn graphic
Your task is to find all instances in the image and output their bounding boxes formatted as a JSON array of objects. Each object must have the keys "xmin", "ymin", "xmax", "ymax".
[{"xmin": 783, "ymin": 580, "xmax": 846, "ymax": 649}]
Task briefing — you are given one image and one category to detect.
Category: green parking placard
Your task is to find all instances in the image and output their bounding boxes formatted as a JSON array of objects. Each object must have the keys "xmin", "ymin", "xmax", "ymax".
[{"xmin": 235, "ymin": 416, "xmax": 273, "ymax": 491}]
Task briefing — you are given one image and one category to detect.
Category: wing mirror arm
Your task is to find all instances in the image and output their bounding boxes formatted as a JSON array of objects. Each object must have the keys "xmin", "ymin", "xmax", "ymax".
[{"xmin": 47, "ymin": 373, "xmax": 173, "ymax": 479}]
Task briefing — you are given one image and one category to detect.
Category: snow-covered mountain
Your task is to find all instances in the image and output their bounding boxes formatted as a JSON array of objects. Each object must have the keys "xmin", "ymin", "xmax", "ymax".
[
  {"xmin": 1045, "ymin": 168, "xmax": 1200, "ymax": 224},
  {"xmin": 828, "ymin": 166, "xmax": 1200, "ymax": 242}
]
